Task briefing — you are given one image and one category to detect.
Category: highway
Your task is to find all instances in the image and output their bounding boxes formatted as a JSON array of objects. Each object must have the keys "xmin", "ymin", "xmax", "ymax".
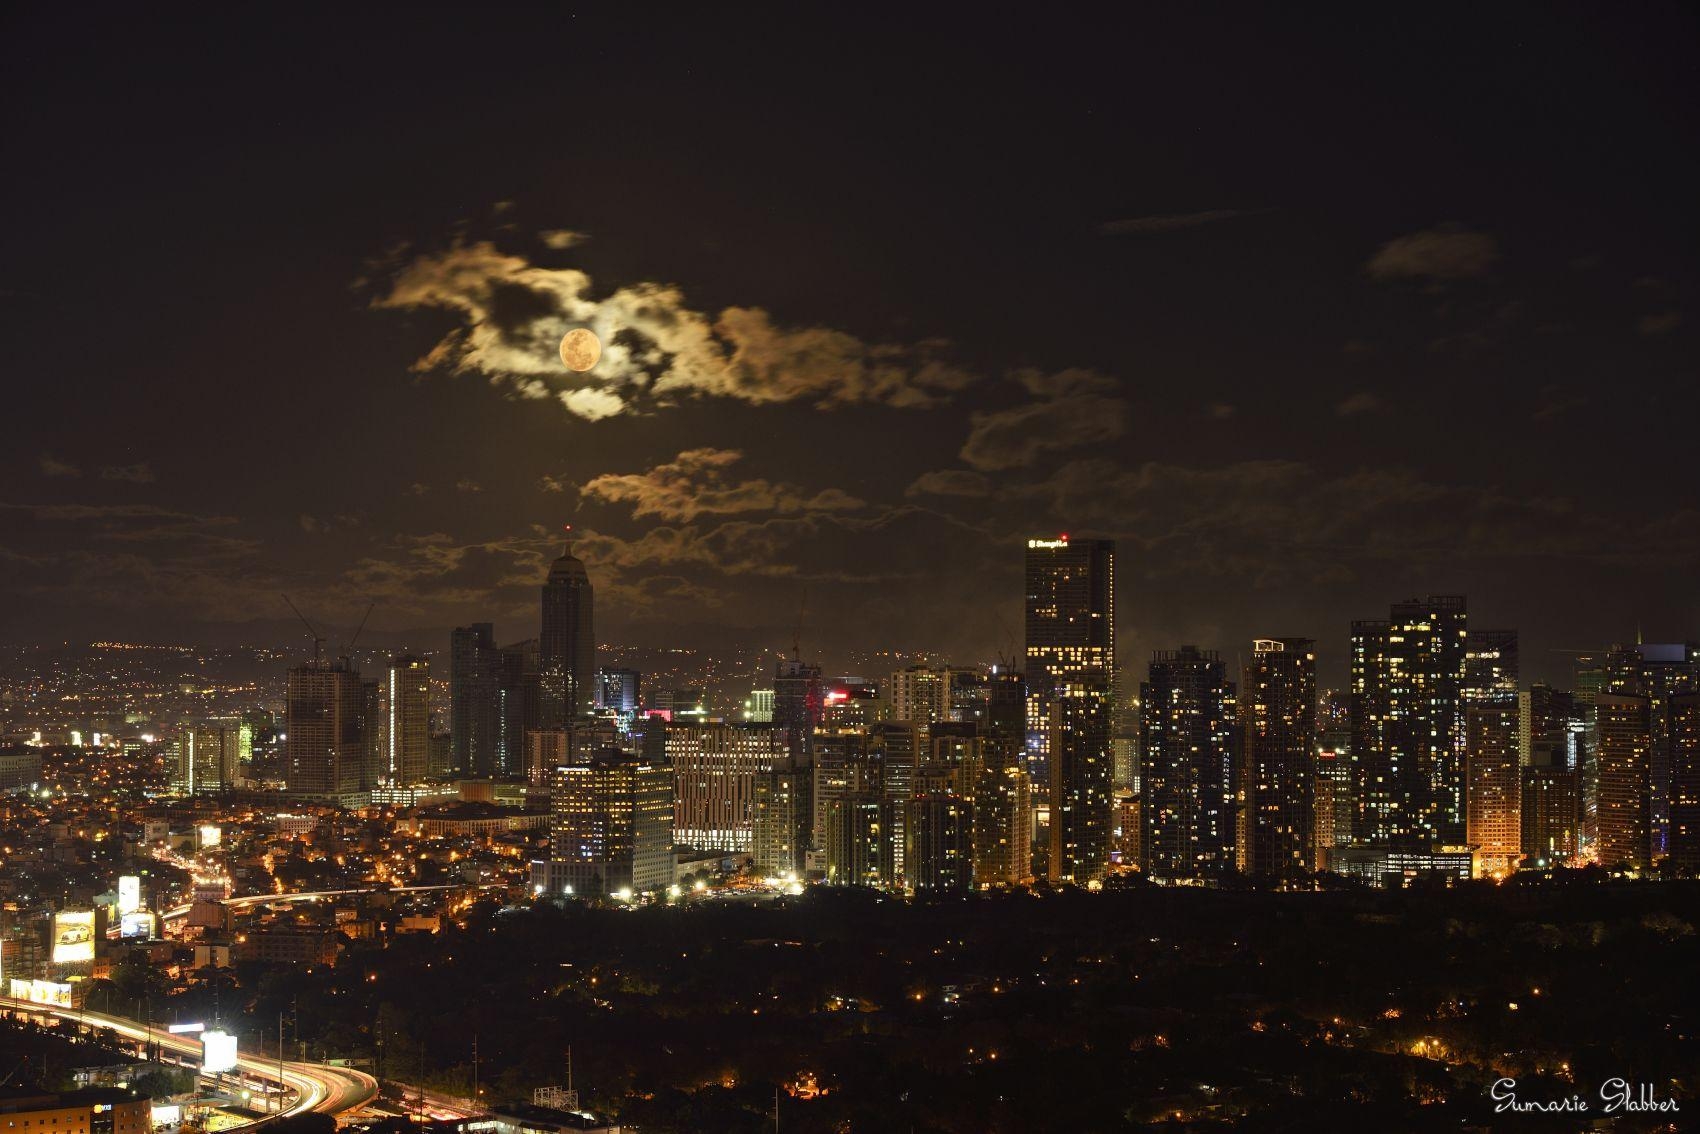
[
  {"xmin": 161, "ymin": 882, "xmax": 505, "ymax": 923},
  {"xmin": 0, "ymin": 996, "xmax": 378, "ymax": 1121}
]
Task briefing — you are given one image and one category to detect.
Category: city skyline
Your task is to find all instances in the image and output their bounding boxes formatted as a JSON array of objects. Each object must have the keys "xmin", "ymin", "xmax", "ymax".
[{"xmin": 2, "ymin": 8, "xmax": 1697, "ymax": 687}]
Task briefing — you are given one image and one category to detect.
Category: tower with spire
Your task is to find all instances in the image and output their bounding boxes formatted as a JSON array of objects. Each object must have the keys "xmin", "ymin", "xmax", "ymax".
[{"xmin": 540, "ymin": 525, "xmax": 596, "ymax": 727}]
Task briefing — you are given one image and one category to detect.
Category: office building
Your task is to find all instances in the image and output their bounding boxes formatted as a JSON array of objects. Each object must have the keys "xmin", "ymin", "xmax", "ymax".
[
  {"xmin": 536, "ymin": 749, "xmax": 672, "ymax": 900},
  {"xmin": 595, "ymin": 667, "xmax": 641, "ymax": 713},
  {"xmin": 1521, "ymin": 746, "xmax": 1580, "ymax": 869},
  {"xmin": 667, "ymin": 722, "xmax": 786, "ymax": 853}
]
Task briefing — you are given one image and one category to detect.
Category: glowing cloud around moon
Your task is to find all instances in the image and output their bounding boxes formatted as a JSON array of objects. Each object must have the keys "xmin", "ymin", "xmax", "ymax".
[{"xmin": 559, "ymin": 328, "xmax": 602, "ymax": 372}]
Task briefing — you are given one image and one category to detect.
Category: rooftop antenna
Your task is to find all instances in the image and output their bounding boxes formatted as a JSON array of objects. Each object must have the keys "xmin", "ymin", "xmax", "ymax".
[
  {"xmin": 282, "ymin": 595, "xmax": 323, "ymax": 663},
  {"xmin": 791, "ymin": 588, "xmax": 808, "ymax": 662},
  {"xmin": 563, "ymin": 522, "xmax": 575, "ymax": 555}
]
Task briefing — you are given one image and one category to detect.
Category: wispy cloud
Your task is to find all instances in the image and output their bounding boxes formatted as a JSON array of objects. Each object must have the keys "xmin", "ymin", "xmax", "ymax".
[
  {"xmin": 1367, "ymin": 223, "xmax": 1499, "ymax": 281},
  {"xmin": 1098, "ymin": 209, "xmax": 1260, "ymax": 236},
  {"xmin": 581, "ymin": 448, "xmax": 864, "ymax": 522}
]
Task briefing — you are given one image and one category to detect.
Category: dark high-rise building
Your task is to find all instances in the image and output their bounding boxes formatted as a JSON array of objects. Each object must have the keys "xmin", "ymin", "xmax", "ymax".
[
  {"xmin": 1241, "ymin": 638, "xmax": 1318, "ymax": 877},
  {"xmin": 285, "ymin": 657, "xmax": 367, "ymax": 802},
  {"xmin": 496, "ymin": 638, "xmax": 540, "ymax": 777},
  {"xmin": 908, "ymin": 763, "xmax": 974, "ymax": 892},
  {"xmin": 450, "ymin": 623, "xmax": 500, "ymax": 776},
  {"xmin": 1608, "ymin": 643, "xmax": 1700, "ymax": 862},
  {"xmin": 1669, "ymin": 692, "xmax": 1700, "ymax": 876},
  {"xmin": 774, "ymin": 659, "xmax": 823, "ymax": 762},
  {"xmin": 1023, "ymin": 536, "xmax": 1116, "ymax": 798},
  {"xmin": 540, "ymin": 536, "xmax": 596, "ymax": 727},
  {"xmin": 1521, "ymin": 745, "xmax": 1579, "ymax": 869},
  {"xmin": 1350, "ymin": 595, "xmax": 1468, "ymax": 847},
  {"xmin": 595, "ymin": 667, "xmax": 641, "ymax": 713},
  {"xmin": 1465, "ymin": 629, "xmax": 1519, "ymax": 706},
  {"xmin": 1141, "ymin": 646, "xmax": 1235, "ymax": 880},
  {"xmin": 1521, "ymin": 684, "xmax": 1580, "ymax": 768},
  {"xmin": 383, "ymin": 655, "xmax": 432, "ymax": 786}
]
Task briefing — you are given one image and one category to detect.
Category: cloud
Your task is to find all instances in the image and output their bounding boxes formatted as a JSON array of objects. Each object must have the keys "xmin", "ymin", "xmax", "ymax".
[
  {"xmin": 1207, "ymin": 402, "xmax": 1236, "ymax": 420},
  {"xmin": 540, "ymin": 229, "xmax": 588, "ymax": 250},
  {"xmin": 1367, "ymin": 223, "xmax": 1499, "ymax": 281},
  {"xmin": 99, "ymin": 462, "xmax": 155, "ymax": 483},
  {"xmin": 1098, "ymin": 209, "xmax": 1259, "ymax": 236},
  {"xmin": 1334, "ymin": 391, "xmax": 1383, "ymax": 417},
  {"xmin": 539, "ymin": 475, "xmax": 572, "ymax": 494},
  {"xmin": 39, "ymin": 455, "xmax": 80, "ymax": 478},
  {"xmin": 906, "ymin": 470, "xmax": 993, "ymax": 498},
  {"xmin": 581, "ymin": 448, "xmax": 865, "ymax": 522},
  {"xmin": 407, "ymin": 482, "xmax": 431, "ymax": 496},
  {"xmin": 1639, "ymin": 311, "xmax": 1682, "ymax": 335},
  {"xmin": 455, "ymin": 479, "xmax": 484, "ymax": 494},
  {"xmin": 373, "ymin": 240, "xmax": 977, "ymax": 420},
  {"xmin": 960, "ymin": 372, "xmax": 1128, "ymax": 471}
]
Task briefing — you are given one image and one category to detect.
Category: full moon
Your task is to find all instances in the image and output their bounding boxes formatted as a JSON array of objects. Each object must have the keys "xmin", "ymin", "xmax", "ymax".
[{"xmin": 559, "ymin": 328, "xmax": 602, "ymax": 372}]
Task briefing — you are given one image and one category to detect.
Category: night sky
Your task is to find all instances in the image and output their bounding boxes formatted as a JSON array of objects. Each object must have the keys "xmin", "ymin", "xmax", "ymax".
[{"xmin": 3, "ymin": 6, "xmax": 1696, "ymax": 684}]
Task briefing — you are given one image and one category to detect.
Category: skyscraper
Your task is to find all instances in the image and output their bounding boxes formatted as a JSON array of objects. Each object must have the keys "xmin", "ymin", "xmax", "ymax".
[
  {"xmin": 908, "ymin": 764, "xmax": 974, "ymax": 892},
  {"xmin": 450, "ymin": 623, "xmax": 500, "ymax": 776},
  {"xmin": 1140, "ymin": 647, "xmax": 1235, "ymax": 880},
  {"xmin": 1464, "ymin": 703, "xmax": 1521, "ymax": 876},
  {"xmin": 535, "ymin": 748, "xmax": 672, "ymax": 900},
  {"xmin": 595, "ymin": 667, "xmax": 641, "ymax": 713},
  {"xmin": 285, "ymin": 657, "xmax": 367, "ymax": 802},
  {"xmin": 1596, "ymin": 682, "xmax": 1652, "ymax": 871},
  {"xmin": 1045, "ymin": 673, "xmax": 1115, "ymax": 885},
  {"xmin": 383, "ymin": 655, "xmax": 431, "ymax": 786},
  {"xmin": 540, "ymin": 535, "xmax": 596, "ymax": 727},
  {"xmin": 1350, "ymin": 595, "xmax": 1468, "ymax": 847},
  {"xmin": 1024, "ymin": 536, "xmax": 1115, "ymax": 793},
  {"xmin": 1521, "ymin": 746, "xmax": 1579, "ymax": 869},
  {"xmin": 1240, "ymin": 638, "xmax": 1318, "ymax": 877},
  {"xmin": 667, "ymin": 722, "xmax": 785, "ymax": 853},
  {"xmin": 496, "ymin": 638, "xmax": 540, "ymax": 777},
  {"xmin": 773, "ymin": 658, "xmax": 823, "ymax": 762}
]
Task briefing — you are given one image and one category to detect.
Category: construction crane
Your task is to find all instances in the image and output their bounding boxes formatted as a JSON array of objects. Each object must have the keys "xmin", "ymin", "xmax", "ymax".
[{"xmin": 281, "ymin": 594, "xmax": 324, "ymax": 662}]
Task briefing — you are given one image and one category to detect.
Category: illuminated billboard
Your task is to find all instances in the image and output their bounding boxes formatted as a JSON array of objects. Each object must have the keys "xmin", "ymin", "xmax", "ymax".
[
  {"xmin": 201, "ymin": 1030, "xmax": 238, "ymax": 1074},
  {"xmin": 52, "ymin": 910, "xmax": 96, "ymax": 965},
  {"xmin": 198, "ymin": 824, "xmax": 222, "ymax": 848},
  {"xmin": 9, "ymin": 978, "xmax": 73, "ymax": 1007},
  {"xmin": 117, "ymin": 875, "xmax": 142, "ymax": 915},
  {"xmin": 119, "ymin": 912, "xmax": 156, "ymax": 940}
]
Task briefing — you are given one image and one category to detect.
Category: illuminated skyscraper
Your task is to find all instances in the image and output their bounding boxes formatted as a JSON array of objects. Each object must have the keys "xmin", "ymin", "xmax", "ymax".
[
  {"xmin": 888, "ymin": 664, "xmax": 950, "ymax": 724},
  {"xmin": 1240, "ymin": 638, "xmax": 1318, "ymax": 877},
  {"xmin": 537, "ymin": 748, "xmax": 672, "ymax": 900},
  {"xmin": 1668, "ymin": 692, "xmax": 1700, "ymax": 875},
  {"xmin": 383, "ymin": 655, "xmax": 431, "ymax": 786},
  {"xmin": 1595, "ymin": 685, "xmax": 1652, "ymax": 871},
  {"xmin": 1464, "ymin": 629, "xmax": 1519, "ymax": 706},
  {"xmin": 1464, "ymin": 704, "xmax": 1521, "ymax": 875},
  {"xmin": 540, "ymin": 535, "xmax": 596, "ymax": 727},
  {"xmin": 1024, "ymin": 536, "xmax": 1115, "ymax": 791},
  {"xmin": 176, "ymin": 721, "xmax": 246, "ymax": 794},
  {"xmin": 1024, "ymin": 536, "xmax": 1115, "ymax": 884},
  {"xmin": 285, "ymin": 657, "xmax": 367, "ymax": 802},
  {"xmin": 1140, "ymin": 647, "xmax": 1234, "ymax": 880},
  {"xmin": 1350, "ymin": 595, "xmax": 1468, "ymax": 847},
  {"xmin": 666, "ymin": 722, "xmax": 786, "ymax": 853}
]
